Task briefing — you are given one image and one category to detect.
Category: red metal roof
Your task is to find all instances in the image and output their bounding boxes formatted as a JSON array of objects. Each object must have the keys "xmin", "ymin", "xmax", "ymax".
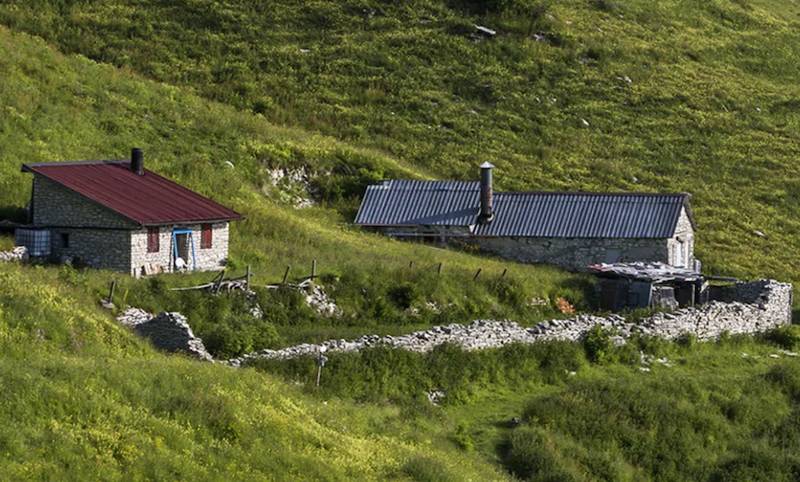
[{"xmin": 23, "ymin": 161, "xmax": 241, "ymax": 225}]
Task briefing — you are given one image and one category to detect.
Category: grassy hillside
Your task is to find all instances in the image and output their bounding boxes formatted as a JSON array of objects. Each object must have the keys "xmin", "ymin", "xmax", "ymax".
[
  {"xmin": 255, "ymin": 324, "xmax": 800, "ymax": 481},
  {"xmin": 0, "ymin": 24, "xmax": 590, "ymax": 357},
  {"xmin": 1, "ymin": 1, "xmax": 800, "ymax": 480},
  {"xmin": 2, "ymin": 0, "xmax": 800, "ymax": 281},
  {"xmin": 0, "ymin": 261, "xmax": 511, "ymax": 480}
]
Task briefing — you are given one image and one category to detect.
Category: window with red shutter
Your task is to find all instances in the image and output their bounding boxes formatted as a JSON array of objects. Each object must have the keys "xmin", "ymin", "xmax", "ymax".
[
  {"xmin": 147, "ymin": 227, "xmax": 160, "ymax": 253},
  {"xmin": 201, "ymin": 224, "xmax": 213, "ymax": 249}
]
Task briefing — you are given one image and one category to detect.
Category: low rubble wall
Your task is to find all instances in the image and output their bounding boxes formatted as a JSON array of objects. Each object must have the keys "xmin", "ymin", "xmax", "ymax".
[
  {"xmin": 229, "ymin": 279, "xmax": 793, "ymax": 366},
  {"xmin": 0, "ymin": 246, "xmax": 28, "ymax": 263},
  {"xmin": 116, "ymin": 280, "xmax": 792, "ymax": 366},
  {"xmin": 117, "ymin": 309, "xmax": 213, "ymax": 361}
]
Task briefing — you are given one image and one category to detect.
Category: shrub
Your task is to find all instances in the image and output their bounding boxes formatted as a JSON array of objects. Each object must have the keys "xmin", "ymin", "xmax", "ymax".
[
  {"xmin": 765, "ymin": 364, "xmax": 800, "ymax": 402},
  {"xmin": 503, "ymin": 427, "xmax": 577, "ymax": 481},
  {"xmin": 535, "ymin": 341, "xmax": 586, "ymax": 383},
  {"xmin": 401, "ymin": 456, "xmax": 458, "ymax": 482},
  {"xmin": 452, "ymin": 423, "xmax": 475, "ymax": 451},
  {"xmin": 494, "ymin": 277, "xmax": 527, "ymax": 306},
  {"xmin": 387, "ymin": 283, "xmax": 418, "ymax": 310},
  {"xmin": 676, "ymin": 333, "xmax": 697, "ymax": 348},
  {"xmin": 583, "ymin": 325, "xmax": 613, "ymax": 363},
  {"xmin": 763, "ymin": 326, "xmax": 800, "ymax": 350}
]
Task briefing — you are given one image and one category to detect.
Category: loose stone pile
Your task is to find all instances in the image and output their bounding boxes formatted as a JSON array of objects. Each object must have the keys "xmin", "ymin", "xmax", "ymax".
[
  {"xmin": 228, "ymin": 280, "xmax": 792, "ymax": 367},
  {"xmin": 0, "ymin": 246, "xmax": 28, "ymax": 262},
  {"xmin": 116, "ymin": 307, "xmax": 153, "ymax": 326},
  {"xmin": 117, "ymin": 310, "xmax": 214, "ymax": 361},
  {"xmin": 305, "ymin": 284, "xmax": 340, "ymax": 317}
]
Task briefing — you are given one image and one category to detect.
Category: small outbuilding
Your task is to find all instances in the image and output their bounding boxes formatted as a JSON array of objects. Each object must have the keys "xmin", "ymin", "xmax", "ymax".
[
  {"xmin": 16, "ymin": 148, "xmax": 240, "ymax": 276},
  {"xmin": 355, "ymin": 164, "xmax": 697, "ymax": 272},
  {"xmin": 589, "ymin": 262, "xmax": 706, "ymax": 311}
]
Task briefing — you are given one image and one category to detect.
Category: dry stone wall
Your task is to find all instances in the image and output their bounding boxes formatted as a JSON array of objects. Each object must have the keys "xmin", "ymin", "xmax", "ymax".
[
  {"xmin": 0, "ymin": 246, "xmax": 28, "ymax": 262},
  {"xmin": 115, "ymin": 280, "xmax": 791, "ymax": 365},
  {"xmin": 117, "ymin": 309, "xmax": 213, "ymax": 361},
  {"xmin": 228, "ymin": 279, "xmax": 792, "ymax": 366}
]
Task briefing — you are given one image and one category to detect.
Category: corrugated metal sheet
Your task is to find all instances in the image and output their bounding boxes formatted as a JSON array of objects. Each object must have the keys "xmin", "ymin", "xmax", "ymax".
[
  {"xmin": 476, "ymin": 193, "xmax": 688, "ymax": 238},
  {"xmin": 354, "ymin": 180, "xmax": 480, "ymax": 226},
  {"xmin": 354, "ymin": 179, "xmax": 689, "ymax": 239},
  {"xmin": 23, "ymin": 161, "xmax": 241, "ymax": 225}
]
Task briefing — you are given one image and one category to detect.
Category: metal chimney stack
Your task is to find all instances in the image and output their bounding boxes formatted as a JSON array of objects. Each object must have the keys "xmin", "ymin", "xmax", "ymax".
[
  {"xmin": 131, "ymin": 147, "xmax": 144, "ymax": 175},
  {"xmin": 479, "ymin": 162, "xmax": 494, "ymax": 223}
]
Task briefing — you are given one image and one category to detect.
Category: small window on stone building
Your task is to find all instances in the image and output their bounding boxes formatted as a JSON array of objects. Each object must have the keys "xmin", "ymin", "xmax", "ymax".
[
  {"xmin": 201, "ymin": 224, "xmax": 213, "ymax": 249},
  {"xmin": 60, "ymin": 232, "xmax": 69, "ymax": 249},
  {"xmin": 147, "ymin": 227, "xmax": 160, "ymax": 253}
]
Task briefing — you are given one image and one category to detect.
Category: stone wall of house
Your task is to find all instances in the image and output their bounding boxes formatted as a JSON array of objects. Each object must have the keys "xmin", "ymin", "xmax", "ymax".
[
  {"xmin": 666, "ymin": 207, "xmax": 694, "ymax": 267},
  {"xmin": 130, "ymin": 222, "xmax": 229, "ymax": 275},
  {"xmin": 50, "ymin": 228, "xmax": 132, "ymax": 272},
  {"xmin": 468, "ymin": 236, "xmax": 669, "ymax": 271},
  {"xmin": 31, "ymin": 176, "xmax": 137, "ymax": 229}
]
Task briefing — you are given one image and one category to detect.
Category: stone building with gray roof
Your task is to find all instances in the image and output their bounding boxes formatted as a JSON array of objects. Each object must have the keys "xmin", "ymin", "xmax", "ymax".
[{"xmin": 354, "ymin": 163, "xmax": 696, "ymax": 271}]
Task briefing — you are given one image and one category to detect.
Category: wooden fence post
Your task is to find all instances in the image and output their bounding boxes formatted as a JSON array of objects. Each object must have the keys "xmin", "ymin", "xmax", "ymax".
[
  {"xmin": 214, "ymin": 269, "xmax": 226, "ymax": 293},
  {"xmin": 108, "ymin": 279, "xmax": 117, "ymax": 302}
]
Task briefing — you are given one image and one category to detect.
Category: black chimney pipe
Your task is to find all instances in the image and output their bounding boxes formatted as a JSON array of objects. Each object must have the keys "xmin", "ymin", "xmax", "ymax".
[
  {"xmin": 131, "ymin": 148, "xmax": 144, "ymax": 175},
  {"xmin": 479, "ymin": 162, "xmax": 494, "ymax": 223}
]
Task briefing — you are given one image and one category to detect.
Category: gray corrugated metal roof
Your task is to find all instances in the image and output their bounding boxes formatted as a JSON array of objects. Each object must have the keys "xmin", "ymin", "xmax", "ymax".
[
  {"xmin": 354, "ymin": 180, "xmax": 690, "ymax": 239},
  {"xmin": 354, "ymin": 180, "xmax": 480, "ymax": 226},
  {"xmin": 476, "ymin": 192, "xmax": 688, "ymax": 238}
]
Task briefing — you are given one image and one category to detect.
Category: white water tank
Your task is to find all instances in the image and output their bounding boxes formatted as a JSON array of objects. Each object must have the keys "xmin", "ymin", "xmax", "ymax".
[{"xmin": 15, "ymin": 228, "xmax": 51, "ymax": 257}]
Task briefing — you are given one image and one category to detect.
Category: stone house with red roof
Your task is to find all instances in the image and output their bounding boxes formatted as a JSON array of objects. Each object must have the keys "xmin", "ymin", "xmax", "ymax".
[{"xmin": 16, "ymin": 148, "xmax": 240, "ymax": 276}]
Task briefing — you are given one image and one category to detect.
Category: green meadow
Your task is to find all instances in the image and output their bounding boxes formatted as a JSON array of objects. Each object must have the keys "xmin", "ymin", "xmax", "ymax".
[{"xmin": 0, "ymin": 1, "xmax": 799, "ymax": 479}]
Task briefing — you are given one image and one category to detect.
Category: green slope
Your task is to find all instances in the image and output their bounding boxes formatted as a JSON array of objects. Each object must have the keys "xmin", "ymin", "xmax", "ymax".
[
  {"xmin": 0, "ymin": 23, "xmax": 586, "ymax": 356},
  {"xmin": 1, "ymin": 2, "xmax": 800, "ymax": 480},
  {"xmin": 0, "ymin": 262, "xmax": 508, "ymax": 480},
  {"xmin": 2, "ymin": 0, "xmax": 800, "ymax": 281}
]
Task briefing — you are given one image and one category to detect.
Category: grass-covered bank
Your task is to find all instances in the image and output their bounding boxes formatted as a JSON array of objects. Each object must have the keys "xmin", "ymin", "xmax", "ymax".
[
  {"xmin": 0, "ymin": 23, "xmax": 590, "ymax": 357},
  {"xmin": 0, "ymin": 262, "xmax": 509, "ymax": 480},
  {"xmin": 252, "ymin": 327, "xmax": 800, "ymax": 481},
  {"xmin": 3, "ymin": 0, "xmax": 800, "ymax": 282},
  {"xmin": 1, "ymin": 1, "xmax": 800, "ymax": 479}
]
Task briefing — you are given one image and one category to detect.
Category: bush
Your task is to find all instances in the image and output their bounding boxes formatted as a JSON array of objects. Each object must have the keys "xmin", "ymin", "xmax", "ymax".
[
  {"xmin": 583, "ymin": 325, "xmax": 613, "ymax": 364},
  {"xmin": 765, "ymin": 364, "xmax": 800, "ymax": 402},
  {"xmin": 676, "ymin": 333, "xmax": 697, "ymax": 348},
  {"xmin": 763, "ymin": 326, "xmax": 800, "ymax": 350},
  {"xmin": 401, "ymin": 456, "xmax": 458, "ymax": 482},
  {"xmin": 387, "ymin": 283, "xmax": 418, "ymax": 310},
  {"xmin": 503, "ymin": 427, "xmax": 577, "ymax": 481}
]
